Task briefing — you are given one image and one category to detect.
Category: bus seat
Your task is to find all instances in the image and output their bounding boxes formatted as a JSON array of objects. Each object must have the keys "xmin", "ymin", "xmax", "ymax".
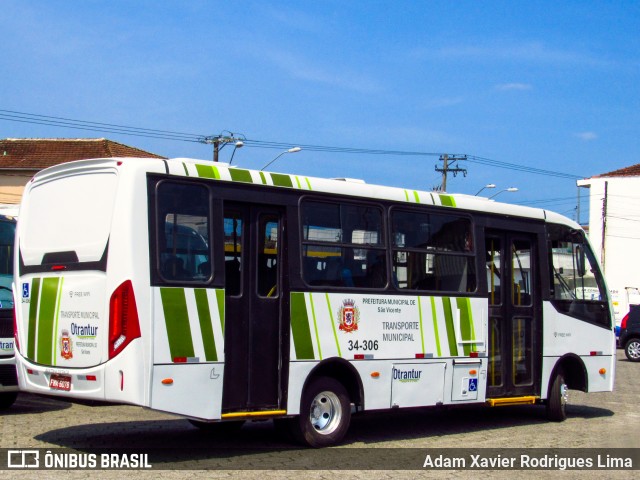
[{"xmin": 162, "ymin": 256, "xmax": 188, "ymax": 280}]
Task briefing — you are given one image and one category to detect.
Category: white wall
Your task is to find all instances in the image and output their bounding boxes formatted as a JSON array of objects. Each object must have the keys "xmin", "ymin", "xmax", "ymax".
[{"xmin": 580, "ymin": 176, "xmax": 640, "ymax": 322}]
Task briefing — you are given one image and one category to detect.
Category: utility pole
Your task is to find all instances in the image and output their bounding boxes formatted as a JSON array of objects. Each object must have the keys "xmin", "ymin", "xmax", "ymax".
[
  {"xmin": 435, "ymin": 154, "xmax": 467, "ymax": 192},
  {"xmin": 199, "ymin": 132, "xmax": 246, "ymax": 162}
]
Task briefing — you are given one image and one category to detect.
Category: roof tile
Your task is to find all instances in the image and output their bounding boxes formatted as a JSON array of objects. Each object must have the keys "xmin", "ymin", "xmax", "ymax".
[
  {"xmin": 0, "ymin": 138, "xmax": 166, "ymax": 169},
  {"xmin": 593, "ymin": 163, "xmax": 640, "ymax": 178}
]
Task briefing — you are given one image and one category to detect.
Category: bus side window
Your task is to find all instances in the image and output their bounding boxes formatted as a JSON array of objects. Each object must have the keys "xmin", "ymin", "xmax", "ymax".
[
  {"xmin": 156, "ymin": 181, "xmax": 211, "ymax": 284},
  {"xmin": 392, "ymin": 209, "xmax": 476, "ymax": 293},
  {"xmin": 224, "ymin": 214, "xmax": 243, "ymax": 296},
  {"xmin": 547, "ymin": 224, "xmax": 610, "ymax": 328}
]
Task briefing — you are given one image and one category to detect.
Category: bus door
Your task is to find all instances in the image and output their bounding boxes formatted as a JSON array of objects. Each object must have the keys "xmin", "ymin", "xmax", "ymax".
[
  {"xmin": 222, "ymin": 203, "xmax": 285, "ymax": 412},
  {"xmin": 485, "ymin": 230, "xmax": 540, "ymax": 398}
]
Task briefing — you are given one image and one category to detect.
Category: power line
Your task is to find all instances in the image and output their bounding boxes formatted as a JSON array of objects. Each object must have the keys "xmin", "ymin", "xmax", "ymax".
[
  {"xmin": 0, "ymin": 109, "xmax": 201, "ymax": 143},
  {"xmin": 0, "ymin": 108, "xmax": 585, "ymax": 180}
]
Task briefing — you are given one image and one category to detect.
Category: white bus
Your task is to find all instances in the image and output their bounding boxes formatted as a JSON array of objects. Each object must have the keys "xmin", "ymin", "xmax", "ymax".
[{"xmin": 13, "ymin": 157, "xmax": 615, "ymax": 446}]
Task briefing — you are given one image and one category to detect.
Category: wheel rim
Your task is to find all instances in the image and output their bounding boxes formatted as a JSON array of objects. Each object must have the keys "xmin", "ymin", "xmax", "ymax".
[
  {"xmin": 559, "ymin": 382, "xmax": 568, "ymax": 406},
  {"xmin": 309, "ymin": 390, "xmax": 342, "ymax": 435},
  {"xmin": 628, "ymin": 340, "xmax": 640, "ymax": 360}
]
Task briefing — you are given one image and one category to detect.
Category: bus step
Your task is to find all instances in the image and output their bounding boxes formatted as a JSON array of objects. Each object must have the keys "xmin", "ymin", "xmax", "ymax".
[
  {"xmin": 221, "ymin": 410, "xmax": 287, "ymax": 420},
  {"xmin": 486, "ymin": 396, "xmax": 538, "ymax": 407}
]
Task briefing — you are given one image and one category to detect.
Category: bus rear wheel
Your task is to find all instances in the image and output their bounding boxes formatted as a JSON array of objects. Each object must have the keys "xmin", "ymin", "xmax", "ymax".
[
  {"xmin": 293, "ymin": 377, "xmax": 351, "ymax": 447},
  {"xmin": 546, "ymin": 370, "xmax": 568, "ymax": 421}
]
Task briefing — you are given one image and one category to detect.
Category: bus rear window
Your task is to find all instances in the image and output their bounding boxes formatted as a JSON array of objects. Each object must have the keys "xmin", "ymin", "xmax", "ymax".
[{"xmin": 21, "ymin": 172, "xmax": 117, "ymax": 265}]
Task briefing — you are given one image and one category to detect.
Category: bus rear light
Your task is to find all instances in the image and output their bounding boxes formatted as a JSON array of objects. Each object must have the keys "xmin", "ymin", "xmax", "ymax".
[
  {"xmin": 86, "ymin": 375, "xmax": 97, "ymax": 381},
  {"xmin": 51, "ymin": 265, "xmax": 67, "ymax": 271},
  {"xmin": 415, "ymin": 353, "xmax": 425, "ymax": 359},
  {"xmin": 173, "ymin": 357, "xmax": 187, "ymax": 363},
  {"xmin": 599, "ymin": 368, "xmax": 607, "ymax": 375},
  {"xmin": 470, "ymin": 351, "xmax": 479, "ymax": 358},
  {"xmin": 108, "ymin": 280, "xmax": 141, "ymax": 359}
]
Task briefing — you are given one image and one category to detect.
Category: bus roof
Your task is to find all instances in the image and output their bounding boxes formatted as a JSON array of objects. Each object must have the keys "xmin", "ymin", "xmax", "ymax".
[{"xmin": 28, "ymin": 156, "xmax": 578, "ymax": 228}]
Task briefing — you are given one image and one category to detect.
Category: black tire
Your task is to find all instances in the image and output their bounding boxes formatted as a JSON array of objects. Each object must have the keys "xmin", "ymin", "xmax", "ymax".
[
  {"xmin": 291, "ymin": 377, "xmax": 351, "ymax": 448},
  {"xmin": 188, "ymin": 419, "xmax": 244, "ymax": 435},
  {"xmin": 624, "ymin": 338, "xmax": 640, "ymax": 362},
  {"xmin": 0, "ymin": 392, "xmax": 17, "ymax": 410},
  {"xmin": 546, "ymin": 370, "xmax": 568, "ymax": 422}
]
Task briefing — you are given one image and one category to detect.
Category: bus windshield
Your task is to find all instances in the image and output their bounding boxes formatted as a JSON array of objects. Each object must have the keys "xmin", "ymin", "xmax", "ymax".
[{"xmin": 0, "ymin": 215, "xmax": 16, "ymax": 309}]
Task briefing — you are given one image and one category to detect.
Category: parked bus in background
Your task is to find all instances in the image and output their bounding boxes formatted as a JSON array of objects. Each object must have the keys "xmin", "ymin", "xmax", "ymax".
[
  {"xmin": 13, "ymin": 157, "xmax": 615, "ymax": 446},
  {"xmin": 0, "ymin": 214, "xmax": 18, "ymax": 408}
]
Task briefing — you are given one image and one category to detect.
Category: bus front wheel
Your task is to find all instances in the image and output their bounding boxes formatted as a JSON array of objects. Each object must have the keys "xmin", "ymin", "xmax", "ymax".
[
  {"xmin": 546, "ymin": 370, "xmax": 568, "ymax": 421},
  {"xmin": 293, "ymin": 377, "xmax": 351, "ymax": 447}
]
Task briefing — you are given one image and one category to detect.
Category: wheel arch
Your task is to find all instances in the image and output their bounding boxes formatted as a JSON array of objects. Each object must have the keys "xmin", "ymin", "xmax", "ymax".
[
  {"xmin": 548, "ymin": 353, "xmax": 588, "ymax": 395},
  {"xmin": 303, "ymin": 357, "xmax": 364, "ymax": 410}
]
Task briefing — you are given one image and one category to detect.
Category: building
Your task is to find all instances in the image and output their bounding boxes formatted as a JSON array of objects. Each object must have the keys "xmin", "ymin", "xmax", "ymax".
[
  {"xmin": 0, "ymin": 138, "xmax": 165, "ymax": 214},
  {"xmin": 578, "ymin": 163, "xmax": 640, "ymax": 325}
]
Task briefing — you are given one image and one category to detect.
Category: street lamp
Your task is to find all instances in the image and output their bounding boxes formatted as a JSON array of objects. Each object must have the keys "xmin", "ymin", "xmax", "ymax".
[
  {"xmin": 228, "ymin": 141, "xmax": 244, "ymax": 165},
  {"xmin": 475, "ymin": 184, "xmax": 496, "ymax": 196},
  {"xmin": 260, "ymin": 147, "xmax": 302, "ymax": 171},
  {"xmin": 489, "ymin": 187, "xmax": 518, "ymax": 199}
]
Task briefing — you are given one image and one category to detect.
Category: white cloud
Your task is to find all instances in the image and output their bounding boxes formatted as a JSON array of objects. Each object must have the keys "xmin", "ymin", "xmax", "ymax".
[
  {"xmin": 411, "ymin": 41, "xmax": 611, "ymax": 68},
  {"xmin": 423, "ymin": 97, "xmax": 465, "ymax": 109},
  {"xmin": 495, "ymin": 83, "xmax": 533, "ymax": 91},
  {"xmin": 575, "ymin": 132, "xmax": 598, "ymax": 141},
  {"xmin": 263, "ymin": 50, "xmax": 382, "ymax": 94}
]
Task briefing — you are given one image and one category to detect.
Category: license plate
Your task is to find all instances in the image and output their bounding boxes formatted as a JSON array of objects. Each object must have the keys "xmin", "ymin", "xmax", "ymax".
[{"xmin": 49, "ymin": 374, "xmax": 71, "ymax": 391}]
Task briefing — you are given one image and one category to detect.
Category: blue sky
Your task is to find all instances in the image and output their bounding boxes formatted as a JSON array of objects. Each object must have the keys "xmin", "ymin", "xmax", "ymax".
[{"xmin": 2, "ymin": 1, "xmax": 639, "ymax": 222}]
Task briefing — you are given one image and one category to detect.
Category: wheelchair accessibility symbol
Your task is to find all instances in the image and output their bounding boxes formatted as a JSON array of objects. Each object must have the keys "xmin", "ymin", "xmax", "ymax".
[{"xmin": 469, "ymin": 378, "xmax": 478, "ymax": 392}]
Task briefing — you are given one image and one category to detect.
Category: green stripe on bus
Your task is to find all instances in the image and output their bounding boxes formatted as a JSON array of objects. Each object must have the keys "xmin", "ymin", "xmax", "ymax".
[
  {"xmin": 182, "ymin": 162, "xmax": 189, "ymax": 176},
  {"xmin": 417, "ymin": 297, "xmax": 425, "ymax": 353},
  {"xmin": 229, "ymin": 168, "xmax": 253, "ymax": 183},
  {"xmin": 404, "ymin": 190, "xmax": 410, "ymax": 201},
  {"xmin": 430, "ymin": 296, "xmax": 442, "ymax": 357},
  {"xmin": 442, "ymin": 297, "xmax": 458, "ymax": 356},
  {"xmin": 270, "ymin": 173, "xmax": 293, "ymax": 188},
  {"xmin": 160, "ymin": 288, "xmax": 195, "ymax": 359},
  {"xmin": 290, "ymin": 292, "xmax": 315, "ymax": 360},
  {"xmin": 456, "ymin": 297, "xmax": 473, "ymax": 356},
  {"xmin": 27, "ymin": 278, "xmax": 41, "ymax": 360},
  {"xmin": 326, "ymin": 293, "xmax": 342, "ymax": 357},
  {"xmin": 195, "ymin": 164, "xmax": 220, "ymax": 179},
  {"xmin": 36, "ymin": 277, "xmax": 60, "ymax": 365},
  {"xmin": 215, "ymin": 289, "xmax": 225, "ymax": 333},
  {"xmin": 309, "ymin": 293, "xmax": 322, "ymax": 360},
  {"xmin": 52, "ymin": 277, "xmax": 64, "ymax": 365},
  {"xmin": 305, "ymin": 178, "xmax": 312, "ymax": 190},
  {"xmin": 439, "ymin": 194, "xmax": 456, "ymax": 207},
  {"xmin": 259, "ymin": 171, "xmax": 268, "ymax": 184},
  {"xmin": 194, "ymin": 289, "xmax": 217, "ymax": 361},
  {"xmin": 295, "ymin": 176, "xmax": 302, "ymax": 189},
  {"xmin": 413, "ymin": 191, "xmax": 420, "ymax": 203}
]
